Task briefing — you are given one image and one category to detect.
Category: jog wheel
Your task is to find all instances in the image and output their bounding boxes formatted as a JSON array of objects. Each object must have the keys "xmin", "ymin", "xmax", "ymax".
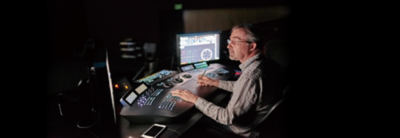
[
  {"xmin": 182, "ymin": 74, "xmax": 192, "ymax": 78},
  {"xmin": 173, "ymin": 78, "xmax": 183, "ymax": 83},
  {"xmin": 163, "ymin": 82, "xmax": 173, "ymax": 88}
]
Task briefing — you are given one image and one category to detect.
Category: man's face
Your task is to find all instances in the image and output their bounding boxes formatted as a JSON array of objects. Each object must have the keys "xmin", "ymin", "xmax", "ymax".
[{"xmin": 227, "ymin": 28, "xmax": 250, "ymax": 62}]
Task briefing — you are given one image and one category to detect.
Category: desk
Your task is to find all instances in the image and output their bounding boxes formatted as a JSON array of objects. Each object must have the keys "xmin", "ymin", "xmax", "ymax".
[{"xmin": 118, "ymin": 88, "xmax": 230, "ymax": 138}]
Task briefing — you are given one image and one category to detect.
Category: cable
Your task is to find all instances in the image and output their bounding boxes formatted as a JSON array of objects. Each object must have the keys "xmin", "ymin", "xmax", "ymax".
[
  {"xmin": 77, "ymin": 108, "xmax": 99, "ymax": 129},
  {"xmin": 58, "ymin": 103, "xmax": 63, "ymax": 116},
  {"xmin": 132, "ymin": 65, "xmax": 146, "ymax": 82}
]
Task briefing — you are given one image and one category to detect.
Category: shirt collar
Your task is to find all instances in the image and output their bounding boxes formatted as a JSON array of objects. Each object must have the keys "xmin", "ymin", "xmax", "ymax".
[{"xmin": 239, "ymin": 53, "xmax": 261, "ymax": 70}]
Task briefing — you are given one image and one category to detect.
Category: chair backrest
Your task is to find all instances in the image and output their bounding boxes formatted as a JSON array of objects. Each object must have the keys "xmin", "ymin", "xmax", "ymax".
[
  {"xmin": 264, "ymin": 39, "xmax": 290, "ymax": 81},
  {"xmin": 282, "ymin": 82, "xmax": 291, "ymax": 97},
  {"xmin": 253, "ymin": 95, "xmax": 287, "ymax": 130},
  {"xmin": 250, "ymin": 82, "xmax": 290, "ymax": 138}
]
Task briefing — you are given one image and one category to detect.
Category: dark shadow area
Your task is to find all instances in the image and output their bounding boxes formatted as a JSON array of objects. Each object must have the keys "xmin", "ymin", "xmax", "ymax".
[{"xmin": 47, "ymin": 0, "xmax": 294, "ymax": 138}]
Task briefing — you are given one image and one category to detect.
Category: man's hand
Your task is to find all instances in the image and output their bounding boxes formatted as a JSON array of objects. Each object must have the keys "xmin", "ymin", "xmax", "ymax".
[
  {"xmin": 171, "ymin": 89, "xmax": 199, "ymax": 104},
  {"xmin": 197, "ymin": 75, "xmax": 219, "ymax": 87}
]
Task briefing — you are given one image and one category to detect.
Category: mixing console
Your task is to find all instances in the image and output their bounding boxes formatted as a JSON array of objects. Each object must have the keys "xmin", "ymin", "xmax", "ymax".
[{"xmin": 120, "ymin": 63, "xmax": 235, "ymax": 124}]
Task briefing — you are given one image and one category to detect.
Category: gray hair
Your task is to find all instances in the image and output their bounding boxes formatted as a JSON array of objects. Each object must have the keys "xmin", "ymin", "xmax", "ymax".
[{"xmin": 231, "ymin": 23, "xmax": 264, "ymax": 50}]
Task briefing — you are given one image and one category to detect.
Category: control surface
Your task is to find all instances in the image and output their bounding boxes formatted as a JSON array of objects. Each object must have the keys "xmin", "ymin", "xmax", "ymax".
[{"xmin": 120, "ymin": 63, "xmax": 234, "ymax": 123}]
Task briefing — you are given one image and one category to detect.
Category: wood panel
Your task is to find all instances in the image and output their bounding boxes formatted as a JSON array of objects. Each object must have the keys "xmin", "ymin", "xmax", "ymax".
[{"xmin": 183, "ymin": 6, "xmax": 290, "ymax": 33}]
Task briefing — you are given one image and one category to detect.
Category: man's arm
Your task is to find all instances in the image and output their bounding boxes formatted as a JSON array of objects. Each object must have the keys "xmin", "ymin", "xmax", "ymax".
[
  {"xmin": 218, "ymin": 80, "xmax": 235, "ymax": 92},
  {"xmin": 195, "ymin": 77, "xmax": 257, "ymax": 125},
  {"xmin": 172, "ymin": 77, "xmax": 256, "ymax": 125},
  {"xmin": 198, "ymin": 75, "xmax": 235, "ymax": 92}
]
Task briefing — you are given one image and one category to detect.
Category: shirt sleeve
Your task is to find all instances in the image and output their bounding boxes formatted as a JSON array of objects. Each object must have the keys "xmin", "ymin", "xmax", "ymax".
[
  {"xmin": 218, "ymin": 80, "xmax": 236, "ymax": 92},
  {"xmin": 195, "ymin": 77, "xmax": 257, "ymax": 125}
]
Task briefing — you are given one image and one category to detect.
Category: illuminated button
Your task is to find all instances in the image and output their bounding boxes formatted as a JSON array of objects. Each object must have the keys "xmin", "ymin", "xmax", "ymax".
[
  {"xmin": 168, "ymin": 102, "xmax": 175, "ymax": 110},
  {"xmin": 159, "ymin": 99, "xmax": 166, "ymax": 108},
  {"xmin": 169, "ymin": 102, "xmax": 176, "ymax": 111},
  {"xmin": 206, "ymin": 73, "xmax": 217, "ymax": 78}
]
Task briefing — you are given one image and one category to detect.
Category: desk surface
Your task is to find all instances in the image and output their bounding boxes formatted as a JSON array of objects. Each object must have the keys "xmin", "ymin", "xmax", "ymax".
[{"xmin": 118, "ymin": 88, "xmax": 230, "ymax": 138}]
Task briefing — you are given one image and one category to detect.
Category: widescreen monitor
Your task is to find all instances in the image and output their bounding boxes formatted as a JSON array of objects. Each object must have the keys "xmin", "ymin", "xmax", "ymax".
[{"xmin": 89, "ymin": 48, "xmax": 118, "ymax": 135}]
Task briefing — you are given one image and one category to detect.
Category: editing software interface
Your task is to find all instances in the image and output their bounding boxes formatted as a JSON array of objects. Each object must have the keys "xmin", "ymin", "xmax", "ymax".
[{"xmin": 177, "ymin": 32, "xmax": 220, "ymax": 65}]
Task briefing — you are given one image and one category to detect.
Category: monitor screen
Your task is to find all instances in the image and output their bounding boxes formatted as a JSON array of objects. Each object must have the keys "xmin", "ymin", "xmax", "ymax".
[
  {"xmin": 134, "ymin": 83, "xmax": 148, "ymax": 94},
  {"xmin": 89, "ymin": 48, "xmax": 118, "ymax": 132},
  {"xmin": 180, "ymin": 64, "xmax": 195, "ymax": 72},
  {"xmin": 176, "ymin": 31, "xmax": 221, "ymax": 65}
]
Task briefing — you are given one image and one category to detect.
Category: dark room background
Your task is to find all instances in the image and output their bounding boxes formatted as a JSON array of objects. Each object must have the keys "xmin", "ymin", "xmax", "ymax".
[{"xmin": 46, "ymin": 0, "xmax": 290, "ymax": 96}]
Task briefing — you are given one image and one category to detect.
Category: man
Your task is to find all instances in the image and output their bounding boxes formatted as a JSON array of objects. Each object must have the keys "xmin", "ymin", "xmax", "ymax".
[{"xmin": 171, "ymin": 24, "xmax": 284, "ymax": 137}]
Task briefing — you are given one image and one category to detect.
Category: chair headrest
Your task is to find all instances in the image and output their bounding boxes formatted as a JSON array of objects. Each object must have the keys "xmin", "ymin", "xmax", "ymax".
[{"xmin": 264, "ymin": 39, "xmax": 290, "ymax": 79}]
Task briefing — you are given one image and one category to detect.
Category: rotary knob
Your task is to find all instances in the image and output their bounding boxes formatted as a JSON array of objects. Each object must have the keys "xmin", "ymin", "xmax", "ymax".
[{"xmin": 182, "ymin": 74, "xmax": 192, "ymax": 78}]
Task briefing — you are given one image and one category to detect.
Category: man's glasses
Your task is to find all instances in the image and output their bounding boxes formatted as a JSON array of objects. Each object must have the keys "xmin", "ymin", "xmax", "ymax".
[{"xmin": 227, "ymin": 39, "xmax": 252, "ymax": 46}]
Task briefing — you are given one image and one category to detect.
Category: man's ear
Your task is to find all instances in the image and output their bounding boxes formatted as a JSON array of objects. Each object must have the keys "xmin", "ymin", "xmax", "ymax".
[{"xmin": 249, "ymin": 43, "xmax": 257, "ymax": 51}]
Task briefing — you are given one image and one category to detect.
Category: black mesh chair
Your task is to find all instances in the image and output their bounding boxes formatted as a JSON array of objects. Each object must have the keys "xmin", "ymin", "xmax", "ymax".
[
  {"xmin": 264, "ymin": 39, "xmax": 290, "ymax": 85},
  {"xmin": 240, "ymin": 39, "xmax": 291, "ymax": 138},
  {"xmin": 249, "ymin": 82, "xmax": 291, "ymax": 138},
  {"xmin": 196, "ymin": 83, "xmax": 291, "ymax": 138}
]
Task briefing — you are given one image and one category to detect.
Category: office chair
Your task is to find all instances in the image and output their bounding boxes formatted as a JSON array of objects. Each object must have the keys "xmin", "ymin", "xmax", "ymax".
[
  {"xmin": 249, "ymin": 82, "xmax": 290, "ymax": 138},
  {"xmin": 200, "ymin": 83, "xmax": 291, "ymax": 138},
  {"xmin": 264, "ymin": 39, "xmax": 290, "ymax": 85}
]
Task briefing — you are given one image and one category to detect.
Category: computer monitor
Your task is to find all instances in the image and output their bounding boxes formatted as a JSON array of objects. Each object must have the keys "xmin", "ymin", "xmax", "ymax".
[
  {"xmin": 176, "ymin": 31, "xmax": 221, "ymax": 66},
  {"xmin": 89, "ymin": 48, "xmax": 118, "ymax": 135}
]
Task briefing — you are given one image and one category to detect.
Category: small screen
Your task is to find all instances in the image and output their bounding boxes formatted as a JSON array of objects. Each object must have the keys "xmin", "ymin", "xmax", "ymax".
[
  {"xmin": 126, "ymin": 92, "xmax": 137, "ymax": 104},
  {"xmin": 144, "ymin": 125, "xmax": 164, "ymax": 137},
  {"xmin": 135, "ymin": 84, "xmax": 147, "ymax": 94},
  {"xmin": 136, "ymin": 69, "xmax": 174, "ymax": 84},
  {"xmin": 177, "ymin": 31, "xmax": 220, "ymax": 65},
  {"xmin": 181, "ymin": 64, "xmax": 195, "ymax": 72},
  {"xmin": 194, "ymin": 62, "xmax": 208, "ymax": 69}
]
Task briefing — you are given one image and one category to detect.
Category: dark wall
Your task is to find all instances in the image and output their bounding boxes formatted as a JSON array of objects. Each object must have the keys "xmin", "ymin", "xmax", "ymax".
[
  {"xmin": 47, "ymin": 0, "xmax": 163, "ymax": 61},
  {"xmin": 47, "ymin": 0, "xmax": 88, "ymax": 95},
  {"xmin": 46, "ymin": 0, "xmax": 167, "ymax": 95},
  {"xmin": 47, "ymin": 0, "xmax": 289, "ymax": 61},
  {"xmin": 47, "ymin": 0, "xmax": 87, "ymax": 62},
  {"xmin": 46, "ymin": 0, "xmax": 289, "ymax": 95}
]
